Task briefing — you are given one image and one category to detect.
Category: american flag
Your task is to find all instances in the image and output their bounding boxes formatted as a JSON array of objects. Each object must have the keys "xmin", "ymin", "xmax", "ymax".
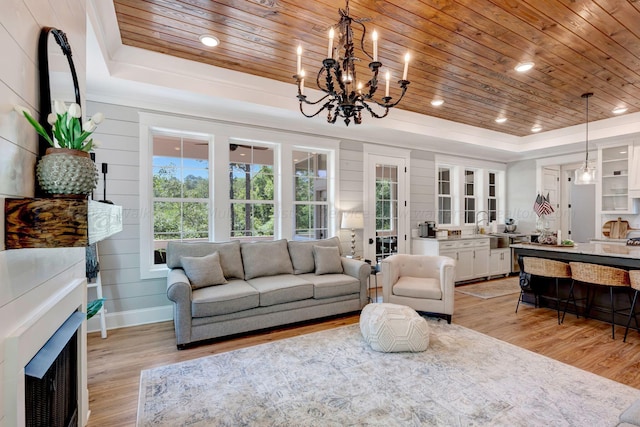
[{"xmin": 533, "ymin": 193, "xmax": 554, "ymax": 217}]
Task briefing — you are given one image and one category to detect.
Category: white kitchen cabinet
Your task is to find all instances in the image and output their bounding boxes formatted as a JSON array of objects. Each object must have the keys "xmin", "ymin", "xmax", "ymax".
[
  {"xmin": 598, "ymin": 144, "xmax": 638, "ymax": 214},
  {"xmin": 412, "ymin": 237, "xmax": 490, "ymax": 282},
  {"xmin": 489, "ymin": 248, "xmax": 510, "ymax": 278}
]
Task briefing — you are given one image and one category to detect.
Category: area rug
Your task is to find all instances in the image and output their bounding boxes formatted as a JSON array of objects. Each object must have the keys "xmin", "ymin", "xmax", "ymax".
[
  {"xmin": 137, "ymin": 319, "xmax": 639, "ymax": 426},
  {"xmin": 456, "ymin": 276, "xmax": 521, "ymax": 299}
]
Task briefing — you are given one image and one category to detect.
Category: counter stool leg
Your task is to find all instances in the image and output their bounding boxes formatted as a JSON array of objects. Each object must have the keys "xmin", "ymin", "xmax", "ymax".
[
  {"xmin": 555, "ymin": 278, "xmax": 561, "ymax": 325},
  {"xmin": 624, "ymin": 290, "xmax": 639, "ymax": 342},
  {"xmin": 610, "ymin": 287, "xmax": 616, "ymax": 339},
  {"xmin": 561, "ymin": 279, "xmax": 580, "ymax": 324}
]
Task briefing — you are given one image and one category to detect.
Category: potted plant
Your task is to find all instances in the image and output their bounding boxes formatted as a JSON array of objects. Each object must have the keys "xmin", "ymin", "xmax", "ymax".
[{"xmin": 15, "ymin": 101, "xmax": 104, "ymax": 197}]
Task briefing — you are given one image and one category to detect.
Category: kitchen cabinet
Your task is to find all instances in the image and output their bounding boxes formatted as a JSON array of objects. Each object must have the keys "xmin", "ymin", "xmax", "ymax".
[
  {"xmin": 598, "ymin": 144, "xmax": 638, "ymax": 214},
  {"xmin": 412, "ymin": 237, "xmax": 489, "ymax": 282},
  {"xmin": 489, "ymin": 248, "xmax": 510, "ymax": 278}
]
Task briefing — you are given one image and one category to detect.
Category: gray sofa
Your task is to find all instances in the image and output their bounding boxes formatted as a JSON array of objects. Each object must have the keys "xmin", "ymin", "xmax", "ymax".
[{"xmin": 166, "ymin": 237, "xmax": 369, "ymax": 348}]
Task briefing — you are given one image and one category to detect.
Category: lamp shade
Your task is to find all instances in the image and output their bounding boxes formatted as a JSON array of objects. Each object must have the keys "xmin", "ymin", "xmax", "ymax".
[
  {"xmin": 574, "ymin": 162, "xmax": 597, "ymax": 185},
  {"xmin": 341, "ymin": 212, "xmax": 364, "ymax": 229}
]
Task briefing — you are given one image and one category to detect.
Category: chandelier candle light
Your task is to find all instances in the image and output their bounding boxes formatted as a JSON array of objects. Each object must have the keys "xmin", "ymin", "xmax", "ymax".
[{"xmin": 294, "ymin": 0, "xmax": 410, "ymax": 126}]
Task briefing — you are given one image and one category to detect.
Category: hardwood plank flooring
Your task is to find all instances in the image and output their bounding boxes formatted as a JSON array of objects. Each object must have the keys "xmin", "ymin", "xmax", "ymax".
[{"xmin": 86, "ymin": 284, "xmax": 640, "ymax": 426}]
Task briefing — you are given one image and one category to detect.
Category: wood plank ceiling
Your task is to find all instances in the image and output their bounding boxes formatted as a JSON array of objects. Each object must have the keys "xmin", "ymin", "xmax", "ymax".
[{"xmin": 113, "ymin": 0, "xmax": 640, "ymax": 137}]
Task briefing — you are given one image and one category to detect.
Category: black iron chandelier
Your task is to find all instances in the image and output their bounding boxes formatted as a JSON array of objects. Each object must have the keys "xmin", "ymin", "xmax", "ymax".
[{"xmin": 294, "ymin": 0, "xmax": 410, "ymax": 126}]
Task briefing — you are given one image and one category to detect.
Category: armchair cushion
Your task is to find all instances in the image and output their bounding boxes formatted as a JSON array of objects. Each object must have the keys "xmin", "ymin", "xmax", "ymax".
[{"xmin": 393, "ymin": 276, "xmax": 442, "ymax": 300}]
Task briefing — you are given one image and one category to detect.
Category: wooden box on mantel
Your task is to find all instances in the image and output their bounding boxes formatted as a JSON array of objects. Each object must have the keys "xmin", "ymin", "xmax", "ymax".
[{"xmin": 4, "ymin": 198, "xmax": 123, "ymax": 249}]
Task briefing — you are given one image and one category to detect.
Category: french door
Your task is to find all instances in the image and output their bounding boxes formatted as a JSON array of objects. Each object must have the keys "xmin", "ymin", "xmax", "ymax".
[{"xmin": 364, "ymin": 151, "xmax": 409, "ymax": 263}]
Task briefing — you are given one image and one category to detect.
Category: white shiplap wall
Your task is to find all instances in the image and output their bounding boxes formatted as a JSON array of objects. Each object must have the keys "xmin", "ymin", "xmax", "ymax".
[{"xmin": 0, "ymin": 1, "xmax": 87, "ymax": 424}]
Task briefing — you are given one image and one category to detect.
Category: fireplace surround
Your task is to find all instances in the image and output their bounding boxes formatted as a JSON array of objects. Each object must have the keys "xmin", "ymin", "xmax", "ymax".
[{"xmin": 2, "ymin": 249, "xmax": 88, "ymax": 426}]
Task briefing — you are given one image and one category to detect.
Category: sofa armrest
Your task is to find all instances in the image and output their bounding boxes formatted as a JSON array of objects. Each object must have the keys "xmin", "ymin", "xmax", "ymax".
[
  {"xmin": 167, "ymin": 268, "xmax": 193, "ymax": 346},
  {"xmin": 341, "ymin": 257, "xmax": 370, "ymax": 308}
]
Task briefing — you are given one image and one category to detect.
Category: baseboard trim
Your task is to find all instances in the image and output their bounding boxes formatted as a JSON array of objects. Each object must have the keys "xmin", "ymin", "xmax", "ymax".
[{"xmin": 86, "ymin": 305, "xmax": 173, "ymax": 333}]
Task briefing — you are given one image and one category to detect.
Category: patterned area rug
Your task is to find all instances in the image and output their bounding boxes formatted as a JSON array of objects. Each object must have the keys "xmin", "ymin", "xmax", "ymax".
[
  {"xmin": 137, "ymin": 319, "xmax": 639, "ymax": 426},
  {"xmin": 456, "ymin": 276, "xmax": 521, "ymax": 299}
]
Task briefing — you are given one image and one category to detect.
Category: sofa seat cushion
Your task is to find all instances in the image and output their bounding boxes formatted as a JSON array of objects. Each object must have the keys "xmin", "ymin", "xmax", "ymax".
[
  {"xmin": 241, "ymin": 239, "xmax": 294, "ymax": 280},
  {"xmin": 246, "ymin": 274, "xmax": 314, "ymax": 306},
  {"xmin": 192, "ymin": 279, "xmax": 259, "ymax": 317},
  {"xmin": 298, "ymin": 273, "xmax": 360, "ymax": 299},
  {"xmin": 288, "ymin": 237, "xmax": 341, "ymax": 274},
  {"xmin": 393, "ymin": 276, "xmax": 442, "ymax": 300}
]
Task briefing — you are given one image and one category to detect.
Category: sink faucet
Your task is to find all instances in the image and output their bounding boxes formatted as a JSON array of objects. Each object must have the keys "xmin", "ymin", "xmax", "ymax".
[{"xmin": 475, "ymin": 210, "xmax": 489, "ymax": 234}]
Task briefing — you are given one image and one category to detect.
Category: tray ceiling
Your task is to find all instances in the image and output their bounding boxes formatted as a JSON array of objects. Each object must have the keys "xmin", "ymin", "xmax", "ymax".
[{"xmin": 113, "ymin": 0, "xmax": 640, "ymax": 137}]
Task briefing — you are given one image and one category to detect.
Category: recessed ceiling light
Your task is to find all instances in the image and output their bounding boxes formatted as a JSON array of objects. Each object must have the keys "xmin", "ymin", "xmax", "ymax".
[
  {"xmin": 612, "ymin": 106, "xmax": 628, "ymax": 114},
  {"xmin": 495, "ymin": 117, "xmax": 507, "ymax": 124},
  {"xmin": 514, "ymin": 62, "xmax": 534, "ymax": 72},
  {"xmin": 531, "ymin": 125, "xmax": 542, "ymax": 133},
  {"xmin": 199, "ymin": 35, "xmax": 220, "ymax": 47},
  {"xmin": 431, "ymin": 99, "xmax": 444, "ymax": 107}
]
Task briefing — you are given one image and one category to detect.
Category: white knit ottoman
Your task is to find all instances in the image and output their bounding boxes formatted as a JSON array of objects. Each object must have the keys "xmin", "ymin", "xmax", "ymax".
[{"xmin": 359, "ymin": 303, "xmax": 429, "ymax": 352}]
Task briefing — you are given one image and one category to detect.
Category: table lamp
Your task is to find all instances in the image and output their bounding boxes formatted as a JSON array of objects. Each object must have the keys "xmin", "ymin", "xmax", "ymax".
[{"xmin": 341, "ymin": 211, "xmax": 364, "ymax": 257}]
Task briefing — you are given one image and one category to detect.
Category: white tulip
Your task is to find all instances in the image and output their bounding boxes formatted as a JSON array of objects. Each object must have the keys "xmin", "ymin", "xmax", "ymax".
[
  {"xmin": 47, "ymin": 113, "xmax": 56, "ymax": 125},
  {"xmin": 13, "ymin": 105, "xmax": 30, "ymax": 115},
  {"xmin": 92, "ymin": 139, "xmax": 102, "ymax": 149},
  {"xmin": 83, "ymin": 120, "xmax": 96, "ymax": 132},
  {"xmin": 91, "ymin": 112, "xmax": 104, "ymax": 124},
  {"xmin": 54, "ymin": 100, "xmax": 67, "ymax": 115},
  {"xmin": 68, "ymin": 103, "xmax": 82, "ymax": 118}
]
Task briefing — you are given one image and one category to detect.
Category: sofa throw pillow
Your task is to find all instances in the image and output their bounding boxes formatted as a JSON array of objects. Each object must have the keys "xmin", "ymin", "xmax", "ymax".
[
  {"xmin": 166, "ymin": 240, "xmax": 244, "ymax": 279},
  {"xmin": 181, "ymin": 251, "xmax": 228, "ymax": 290},
  {"xmin": 288, "ymin": 237, "xmax": 341, "ymax": 274},
  {"xmin": 241, "ymin": 239, "xmax": 294, "ymax": 280},
  {"xmin": 313, "ymin": 245, "xmax": 343, "ymax": 275}
]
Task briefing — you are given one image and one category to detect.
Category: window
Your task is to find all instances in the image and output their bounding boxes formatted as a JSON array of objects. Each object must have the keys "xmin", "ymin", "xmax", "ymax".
[
  {"xmin": 152, "ymin": 133, "xmax": 209, "ymax": 264},
  {"xmin": 375, "ymin": 164, "xmax": 399, "ymax": 259},
  {"xmin": 293, "ymin": 151, "xmax": 328, "ymax": 240},
  {"xmin": 487, "ymin": 172, "xmax": 497, "ymax": 222},
  {"xmin": 464, "ymin": 169, "xmax": 476, "ymax": 224},
  {"xmin": 435, "ymin": 155, "xmax": 505, "ymax": 227},
  {"xmin": 438, "ymin": 167, "xmax": 452, "ymax": 224},
  {"xmin": 229, "ymin": 143, "xmax": 275, "ymax": 239},
  {"xmin": 139, "ymin": 113, "xmax": 339, "ymax": 279}
]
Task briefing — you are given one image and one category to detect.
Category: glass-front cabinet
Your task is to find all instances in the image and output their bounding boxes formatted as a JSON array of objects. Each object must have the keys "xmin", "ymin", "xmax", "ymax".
[{"xmin": 598, "ymin": 144, "xmax": 637, "ymax": 214}]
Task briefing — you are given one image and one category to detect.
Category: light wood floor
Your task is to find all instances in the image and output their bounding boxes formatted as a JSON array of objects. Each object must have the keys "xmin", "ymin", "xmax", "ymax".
[{"xmin": 86, "ymin": 284, "xmax": 640, "ymax": 426}]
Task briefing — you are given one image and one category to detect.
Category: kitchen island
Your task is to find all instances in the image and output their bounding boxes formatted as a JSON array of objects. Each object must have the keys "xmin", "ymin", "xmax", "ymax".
[{"xmin": 511, "ymin": 242, "xmax": 640, "ymax": 327}]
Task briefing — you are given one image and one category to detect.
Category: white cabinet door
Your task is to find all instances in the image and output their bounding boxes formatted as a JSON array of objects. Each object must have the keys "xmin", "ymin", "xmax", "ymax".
[
  {"xmin": 456, "ymin": 249, "xmax": 475, "ymax": 282},
  {"xmin": 489, "ymin": 249, "xmax": 510, "ymax": 277},
  {"xmin": 473, "ymin": 247, "xmax": 490, "ymax": 278}
]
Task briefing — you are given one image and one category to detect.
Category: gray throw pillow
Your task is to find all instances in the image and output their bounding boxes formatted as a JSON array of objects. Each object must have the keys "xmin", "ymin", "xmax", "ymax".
[
  {"xmin": 288, "ymin": 237, "xmax": 341, "ymax": 274},
  {"xmin": 181, "ymin": 251, "xmax": 228, "ymax": 290},
  {"xmin": 313, "ymin": 245, "xmax": 343, "ymax": 275},
  {"xmin": 241, "ymin": 239, "xmax": 294, "ymax": 280},
  {"xmin": 166, "ymin": 240, "xmax": 244, "ymax": 279}
]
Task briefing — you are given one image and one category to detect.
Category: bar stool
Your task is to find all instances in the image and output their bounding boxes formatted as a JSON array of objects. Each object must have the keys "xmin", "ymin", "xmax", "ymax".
[
  {"xmin": 623, "ymin": 270, "xmax": 640, "ymax": 342},
  {"xmin": 518, "ymin": 257, "xmax": 572, "ymax": 324},
  {"xmin": 567, "ymin": 262, "xmax": 630, "ymax": 339}
]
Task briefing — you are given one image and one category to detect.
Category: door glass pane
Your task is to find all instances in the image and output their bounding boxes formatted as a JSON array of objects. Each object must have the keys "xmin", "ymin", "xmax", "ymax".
[{"xmin": 376, "ymin": 164, "xmax": 398, "ymax": 262}]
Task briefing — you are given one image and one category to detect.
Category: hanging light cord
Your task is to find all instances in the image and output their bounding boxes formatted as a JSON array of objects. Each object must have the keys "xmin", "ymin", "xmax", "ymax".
[{"xmin": 582, "ymin": 92, "xmax": 593, "ymax": 164}]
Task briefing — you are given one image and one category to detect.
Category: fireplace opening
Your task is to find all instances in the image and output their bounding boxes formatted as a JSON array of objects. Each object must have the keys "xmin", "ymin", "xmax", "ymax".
[{"xmin": 24, "ymin": 312, "xmax": 84, "ymax": 427}]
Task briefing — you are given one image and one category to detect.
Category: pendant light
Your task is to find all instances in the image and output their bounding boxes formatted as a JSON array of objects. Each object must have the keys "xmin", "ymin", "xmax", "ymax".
[{"xmin": 574, "ymin": 92, "xmax": 596, "ymax": 185}]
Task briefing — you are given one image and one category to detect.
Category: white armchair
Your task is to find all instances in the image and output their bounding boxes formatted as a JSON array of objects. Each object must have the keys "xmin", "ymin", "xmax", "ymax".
[{"xmin": 381, "ymin": 254, "xmax": 456, "ymax": 323}]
